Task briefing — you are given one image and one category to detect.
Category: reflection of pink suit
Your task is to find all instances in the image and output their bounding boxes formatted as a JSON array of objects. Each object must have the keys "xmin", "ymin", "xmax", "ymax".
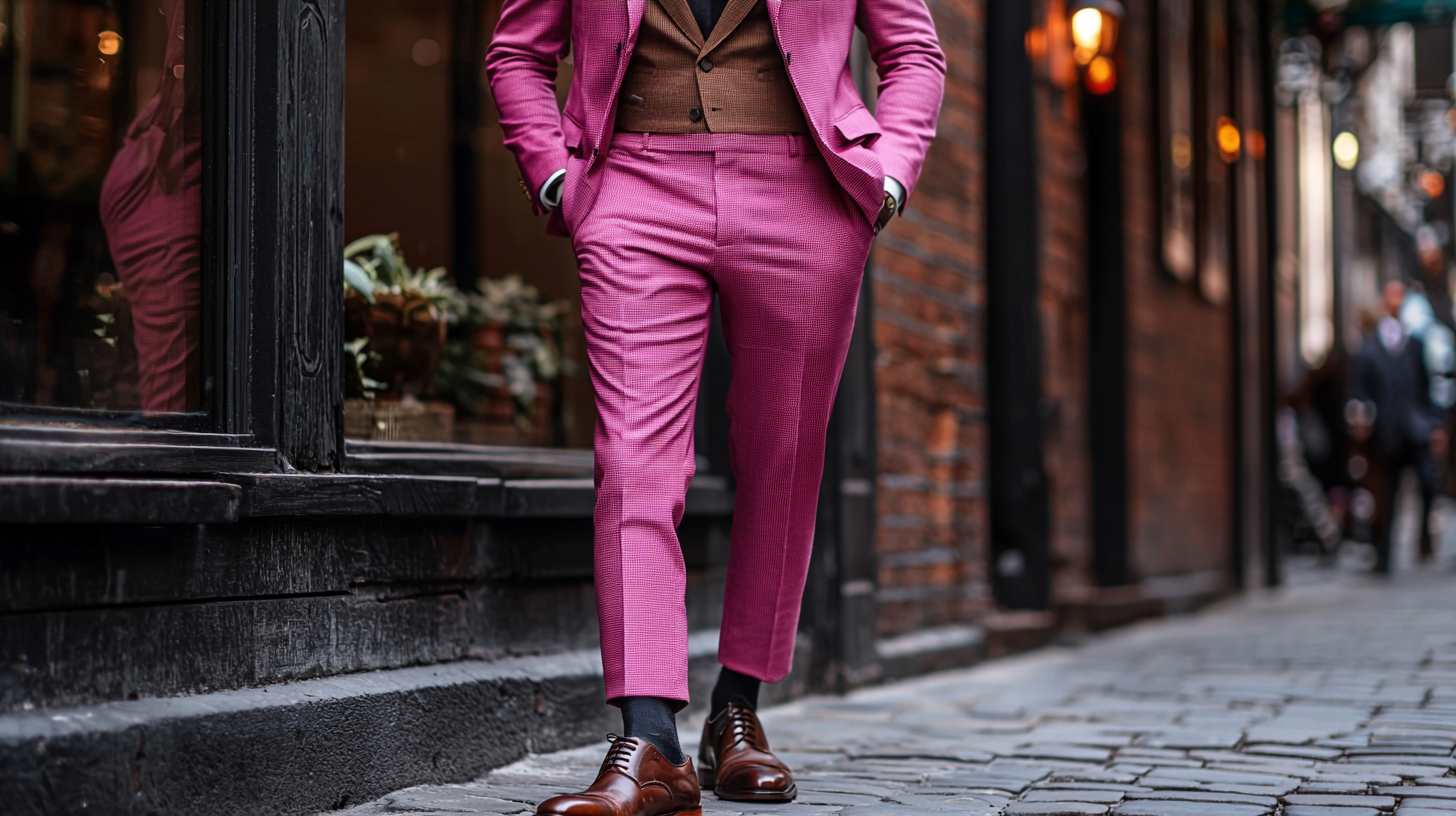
[
  {"xmin": 99, "ymin": 0, "xmax": 200, "ymax": 414},
  {"xmin": 487, "ymin": 0, "xmax": 944, "ymax": 707}
]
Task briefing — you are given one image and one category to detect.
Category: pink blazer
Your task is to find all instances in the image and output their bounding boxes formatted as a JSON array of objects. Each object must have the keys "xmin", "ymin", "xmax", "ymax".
[{"xmin": 485, "ymin": 0, "xmax": 945, "ymax": 236}]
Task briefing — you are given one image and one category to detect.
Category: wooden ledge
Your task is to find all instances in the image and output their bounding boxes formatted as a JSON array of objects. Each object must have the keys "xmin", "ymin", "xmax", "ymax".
[{"xmin": 0, "ymin": 477, "xmax": 241, "ymax": 524}]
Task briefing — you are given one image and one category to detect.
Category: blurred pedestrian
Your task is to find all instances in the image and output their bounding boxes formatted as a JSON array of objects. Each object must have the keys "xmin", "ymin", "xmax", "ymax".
[{"xmin": 1348, "ymin": 280, "xmax": 1448, "ymax": 573}]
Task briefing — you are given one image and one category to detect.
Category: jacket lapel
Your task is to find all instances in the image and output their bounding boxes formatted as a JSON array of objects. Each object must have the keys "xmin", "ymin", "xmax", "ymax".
[
  {"xmin": 765, "ymin": 0, "xmax": 782, "ymax": 28},
  {"xmin": 702, "ymin": 0, "xmax": 758, "ymax": 54},
  {"xmin": 655, "ymin": 0, "xmax": 707, "ymax": 47},
  {"xmin": 627, "ymin": 0, "xmax": 648, "ymax": 44}
]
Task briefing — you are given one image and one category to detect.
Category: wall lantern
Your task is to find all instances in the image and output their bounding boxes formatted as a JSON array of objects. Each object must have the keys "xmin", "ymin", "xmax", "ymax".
[
  {"xmin": 1069, "ymin": 0, "xmax": 1124, "ymax": 94},
  {"xmin": 1331, "ymin": 130, "xmax": 1359, "ymax": 170},
  {"xmin": 1216, "ymin": 116, "xmax": 1241, "ymax": 162},
  {"xmin": 97, "ymin": 30, "xmax": 122, "ymax": 56},
  {"xmin": 1419, "ymin": 169, "xmax": 1445, "ymax": 200}
]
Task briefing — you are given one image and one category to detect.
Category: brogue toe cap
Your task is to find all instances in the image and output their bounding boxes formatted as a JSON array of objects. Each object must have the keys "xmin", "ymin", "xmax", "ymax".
[
  {"xmin": 535, "ymin": 793, "xmax": 619, "ymax": 816},
  {"xmin": 720, "ymin": 763, "xmax": 794, "ymax": 794}
]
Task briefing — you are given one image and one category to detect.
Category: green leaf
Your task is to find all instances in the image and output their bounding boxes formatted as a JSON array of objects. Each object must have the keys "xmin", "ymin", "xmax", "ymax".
[
  {"xmin": 343, "ymin": 234, "xmax": 390, "ymax": 260},
  {"xmin": 344, "ymin": 259, "xmax": 376, "ymax": 302}
]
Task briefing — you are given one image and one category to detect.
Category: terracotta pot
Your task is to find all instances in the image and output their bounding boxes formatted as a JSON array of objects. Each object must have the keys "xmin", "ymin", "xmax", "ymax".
[{"xmin": 344, "ymin": 291, "xmax": 447, "ymax": 399}]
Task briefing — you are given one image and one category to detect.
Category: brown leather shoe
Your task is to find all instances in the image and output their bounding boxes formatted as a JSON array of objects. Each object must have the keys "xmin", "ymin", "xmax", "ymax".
[
  {"xmin": 535, "ymin": 735, "xmax": 702, "ymax": 816},
  {"xmin": 697, "ymin": 700, "xmax": 796, "ymax": 801}
]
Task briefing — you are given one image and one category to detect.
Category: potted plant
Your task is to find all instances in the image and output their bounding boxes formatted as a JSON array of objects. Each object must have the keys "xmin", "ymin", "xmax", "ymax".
[
  {"xmin": 342, "ymin": 233, "xmax": 464, "ymax": 441},
  {"xmin": 434, "ymin": 273, "xmax": 568, "ymax": 445},
  {"xmin": 342, "ymin": 233, "xmax": 463, "ymax": 400}
]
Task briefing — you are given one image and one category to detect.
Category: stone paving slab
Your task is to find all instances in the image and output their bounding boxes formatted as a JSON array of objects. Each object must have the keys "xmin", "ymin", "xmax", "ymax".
[{"xmin": 337, "ymin": 572, "xmax": 1456, "ymax": 815}]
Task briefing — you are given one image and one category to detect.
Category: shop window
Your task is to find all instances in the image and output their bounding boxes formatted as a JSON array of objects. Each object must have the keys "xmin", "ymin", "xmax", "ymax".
[
  {"xmin": 1158, "ymin": 0, "xmax": 1197, "ymax": 284},
  {"xmin": 0, "ymin": 0, "xmax": 203, "ymax": 422},
  {"xmin": 1196, "ymin": 0, "xmax": 1232, "ymax": 306},
  {"xmin": 343, "ymin": 0, "xmax": 591, "ymax": 449}
]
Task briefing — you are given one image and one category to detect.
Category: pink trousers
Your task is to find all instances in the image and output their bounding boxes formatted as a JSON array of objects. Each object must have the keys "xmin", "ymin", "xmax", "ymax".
[{"xmin": 565, "ymin": 133, "xmax": 874, "ymax": 707}]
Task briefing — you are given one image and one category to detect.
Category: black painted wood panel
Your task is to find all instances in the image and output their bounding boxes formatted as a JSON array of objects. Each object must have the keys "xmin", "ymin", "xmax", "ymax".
[
  {"xmin": 503, "ymin": 478, "xmax": 597, "ymax": 517},
  {"xmin": 0, "ymin": 427, "xmax": 248, "ymax": 446},
  {"xmin": 0, "ymin": 514, "xmax": 730, "ymax": 612},
  {"xmin": 229, "ymin": 473, "xmax": 482, "ymax": 517},
  {"xmin": 345, "ymin": 441, "xmax": 596, "ymax": 477},
  {"xmin": 276, "ymin": 0, "xmax": 345, "ymax": 471},
  {"xmin": 0, "ymin": 591, "xmax": 475, "ymax": 710},
  {"xmin": 0, "ymin": 575, "xmax": 740, "ymax": 710},
  {"xmin": 0, "ymin": 511, "xmax": 733, "ymax": 708},
  {"xmin": 0, "ymin": 518, "xmax": 478, "ymax": 613},
  {"xmin": 0, "ymin": 441, "xmax": 278, "ymax": 475},
  {"xmin": 347, "ymin": 452, "xmax": 593, "ymax": 479},
  {"xmin": 220, "ymin": 0, "xmax": 267, "ymax": 438},
  {"xmin": 0, "ymin": 478, "xmax": 240, "ymax": 524}
]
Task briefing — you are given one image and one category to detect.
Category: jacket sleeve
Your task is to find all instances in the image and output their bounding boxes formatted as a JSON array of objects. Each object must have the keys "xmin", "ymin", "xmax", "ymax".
[
  {"xmin": 856, "ymin": 0, "xmax": 946, "ymax": 203},
  {"xmin": 485, "ymin": 0, "xmax": 573, "ymax": 215}
]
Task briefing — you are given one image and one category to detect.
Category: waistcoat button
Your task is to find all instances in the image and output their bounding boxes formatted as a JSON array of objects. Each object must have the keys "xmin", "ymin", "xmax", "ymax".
[
  {"xmin": 699, "ymin": 57, "xmax": 713, "ymax": 72},
  {"xmin": 689, "ymin": 107, "xmax": 703, "ymax": 122}
]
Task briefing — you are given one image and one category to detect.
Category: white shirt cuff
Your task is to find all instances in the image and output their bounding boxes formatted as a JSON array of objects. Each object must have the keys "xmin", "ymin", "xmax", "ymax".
[
  {"xmin": 884, "ymin": 176, "xmax": 906, "ymax": 213},
  {"xmin": 540, "ymin": 169, "xmax": 566, "ymax": 210}
]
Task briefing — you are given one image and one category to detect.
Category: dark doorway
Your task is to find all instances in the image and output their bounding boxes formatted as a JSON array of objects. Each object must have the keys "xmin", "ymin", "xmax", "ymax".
[
  {"xmin": 985, "ymin": 0, "xmax": 1051, "ymax": 610},
  {"xmin": 1083, "ymin": 83, "xmax": 1131, "ymax": 588}
]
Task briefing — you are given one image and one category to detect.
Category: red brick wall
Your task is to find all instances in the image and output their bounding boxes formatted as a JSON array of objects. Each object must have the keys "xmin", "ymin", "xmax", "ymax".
[
  {"xmin": 1035, "ymin": 71, "xmax": 1096, "ymax": 599},
  {"xmin": 872, "ymin": 0, "xmax": 993, "ymax": 636},
  {"xmin": 871, "ymin": 0, "xmax": 1234, "ymax": 638},
  {"xmin": 1120, "ymin": 0, "xmax": 1234, "ymax": 579}
]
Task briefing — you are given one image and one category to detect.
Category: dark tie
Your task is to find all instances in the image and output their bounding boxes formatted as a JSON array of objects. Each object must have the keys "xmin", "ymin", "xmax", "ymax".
[{"xmin": 687, "ymin": 0, "xmax": 729, "ymax": 38}]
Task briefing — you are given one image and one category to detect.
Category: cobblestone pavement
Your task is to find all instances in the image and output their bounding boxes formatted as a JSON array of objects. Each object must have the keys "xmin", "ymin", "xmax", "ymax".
[{"xmin": 341, "ymin": 571, "xmax": 1456, "ymax": 815}]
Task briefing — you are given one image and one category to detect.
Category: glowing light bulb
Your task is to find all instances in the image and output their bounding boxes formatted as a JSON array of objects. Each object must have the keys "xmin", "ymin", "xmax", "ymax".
[
  {"xmin": 1217, "ymin": 117, "xmax": 1241, "ymax": 160},
  {"xmin": 1071, "ymin": 8, "xmax": 1104, "ymax": 65},
  {"xmin": 1085, "ymin": 56, "xmax": 1116, "ymax": 94},
  {"xmin": 1332, "ymin": 131, "xmax": 1359, "ymax": 170},
  {"xmin": 97, "ymin": 30, "xmax": 122, "ymax": 56}
]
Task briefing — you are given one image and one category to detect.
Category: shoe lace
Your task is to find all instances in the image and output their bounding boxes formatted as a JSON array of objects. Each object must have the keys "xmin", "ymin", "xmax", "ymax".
[
  {"xmin": 601, "ymin": 733, "xmax": 636, "ymax": 773},
  {"xmin": 724, "ymin": 701, "xmax": 760, "ymax": 746}
]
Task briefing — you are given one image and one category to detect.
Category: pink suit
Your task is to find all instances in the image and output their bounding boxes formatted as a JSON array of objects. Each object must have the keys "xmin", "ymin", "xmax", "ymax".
[{"xmin": 487, "ymin": 0, "xmax": 944, "ymax": 707}]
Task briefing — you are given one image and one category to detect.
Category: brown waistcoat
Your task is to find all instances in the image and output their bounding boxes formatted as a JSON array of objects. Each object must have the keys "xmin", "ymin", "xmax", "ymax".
[{"xmin": 615, "ymin": 0, "xmax": 808, "ymax": 135}]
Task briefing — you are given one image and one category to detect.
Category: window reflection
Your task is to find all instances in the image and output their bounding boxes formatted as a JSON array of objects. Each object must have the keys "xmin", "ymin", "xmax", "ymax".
[
  {"xmin": 0, "ymin": 0, "xmax": 201, "ymax": 416},
  {"xmin": 343, "ymin": 0, "xmax": 590, "ymax": 448}
]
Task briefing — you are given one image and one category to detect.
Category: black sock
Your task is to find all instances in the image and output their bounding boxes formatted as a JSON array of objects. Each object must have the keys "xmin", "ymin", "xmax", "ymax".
[
  {"xmin": 619, "ymin": 696, "xmax": 684, "ymax": 764},
  {"xmin": 710, "ymin": 667, "xmax": 761, "ymax": 717}
]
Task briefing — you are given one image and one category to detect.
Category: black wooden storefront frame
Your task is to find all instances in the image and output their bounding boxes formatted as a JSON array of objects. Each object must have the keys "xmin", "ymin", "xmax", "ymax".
[
  {"xmin": 0, "ymin": 0, "xmax": 744, "ymax": 523},
  {"xmin": 1, "ymin": 0, "xmax": 337, "ymax": 477}
]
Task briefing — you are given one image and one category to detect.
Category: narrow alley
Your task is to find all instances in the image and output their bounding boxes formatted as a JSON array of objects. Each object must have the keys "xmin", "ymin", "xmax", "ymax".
[{"xmin": 342, "ymin": 573, "xmax": 1456, "ymax": 816}]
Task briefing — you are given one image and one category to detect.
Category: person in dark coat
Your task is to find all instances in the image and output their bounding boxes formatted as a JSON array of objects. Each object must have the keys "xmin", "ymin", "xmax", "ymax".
[{"xmin": 1349, "ymin": 280, "xmax": 1448, "ymax": 573}]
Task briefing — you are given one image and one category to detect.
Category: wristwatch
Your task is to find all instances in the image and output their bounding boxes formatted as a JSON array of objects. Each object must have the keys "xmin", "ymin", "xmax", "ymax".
[{"xmin": 875, "ymin": 191, "xmax": 897, "ymax": 233}]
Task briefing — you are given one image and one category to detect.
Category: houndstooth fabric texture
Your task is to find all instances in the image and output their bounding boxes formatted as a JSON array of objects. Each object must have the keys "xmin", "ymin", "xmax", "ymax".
[
  {"xmin": 568, "ymin": 133, "xmax": 874, "ymax": 707},
  {"xmin": 613, "ymin": 0, "xmax": 808, "ymax": 136},
  {"xmin": 485, "ymin": 0, "xmax": 945, "ymax": 227}
]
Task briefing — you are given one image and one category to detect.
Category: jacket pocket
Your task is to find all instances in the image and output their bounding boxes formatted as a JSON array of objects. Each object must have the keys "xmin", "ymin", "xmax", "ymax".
[
  {"xmin": 832, "ymin": 106, "xmax": 883, "ymax": 148},
  {"xmin": 562, "ymin": 112, "xmax": 585, "ymax": 157},
  {"xmin": 561, "ymin": 155, "xmax": 592, "ymax": 238}
]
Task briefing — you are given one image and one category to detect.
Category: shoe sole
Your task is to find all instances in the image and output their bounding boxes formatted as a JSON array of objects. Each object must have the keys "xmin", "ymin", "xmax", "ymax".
[
  {"xmin": 543, "ymin": 807, "xmax": 701, "ymax": 816},
  {"xmin": 699, "ymin": 768, "xmax": 797, "ymax": 803},
  {"xmin": 710, "ymin": 784, "xmax": 797, "ymax": 803}
]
